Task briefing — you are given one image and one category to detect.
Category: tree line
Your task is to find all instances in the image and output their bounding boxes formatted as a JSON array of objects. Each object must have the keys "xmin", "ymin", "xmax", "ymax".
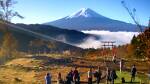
[{"xmin": 128, "ymin": 27, "xmax": 150, "ymax": 59}]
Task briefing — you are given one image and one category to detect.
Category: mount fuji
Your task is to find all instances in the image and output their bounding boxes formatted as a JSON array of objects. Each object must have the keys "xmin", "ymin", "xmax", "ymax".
[{"xmin": 45, "ymin": 8, "xmax": 144, "ymax": 32}]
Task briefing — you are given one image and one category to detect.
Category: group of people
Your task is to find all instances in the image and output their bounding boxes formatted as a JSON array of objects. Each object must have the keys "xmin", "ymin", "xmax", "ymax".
[
  {"xmin": 45, "ymin": 67, "xmax": 80, "ymax": 84},
  {"xmin": 45, "ymin": 66, "xmax": 102, "ymax": 84},
  {"xmin": 88, "ymin": 67, "xmax": 102, "ymax": 84},
  {"xmin": 45, "ymin": 65, "xmax": 137, "ymax": 84}
]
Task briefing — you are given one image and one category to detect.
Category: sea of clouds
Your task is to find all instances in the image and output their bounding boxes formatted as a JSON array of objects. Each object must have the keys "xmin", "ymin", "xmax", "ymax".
[{"xmin": 76, "ymin": 30, "xmax": 139, "ymax": 49}]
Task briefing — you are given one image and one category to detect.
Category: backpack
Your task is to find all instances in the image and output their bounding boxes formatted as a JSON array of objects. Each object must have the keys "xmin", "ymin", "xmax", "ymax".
[
  {"xmin": 114, "ymin": 73, "xmax": 118, "ymax": 79},
  {"xmin": 131, "ymin": 67, "xmax": 136, "ymax": 75},
  {"xmin": 94, "ymin": 71, "xmax": 98, "ymax": 77},
  {"xmin": 111, "ymin": 70, "xmax": 117, "ymax": 79}
]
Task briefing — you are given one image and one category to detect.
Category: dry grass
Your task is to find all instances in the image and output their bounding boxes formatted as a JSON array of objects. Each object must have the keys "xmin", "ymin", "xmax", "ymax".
[
  {"xmin": 0, "ymin": 67, "xmax": 36, "ymax": 84},
  {"xmin": 0, "ymin": 53, "xmax": 149, "ymax": 84}
]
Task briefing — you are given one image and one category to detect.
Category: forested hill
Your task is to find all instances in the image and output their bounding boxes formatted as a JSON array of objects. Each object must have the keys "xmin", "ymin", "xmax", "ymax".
[
  {"xmin": 0, "ymin": 23, "xmax": 88, "ymax": 54},
  {"xmin": 16, "ymin": 24, "xmax": 95, "ymax": 44}
]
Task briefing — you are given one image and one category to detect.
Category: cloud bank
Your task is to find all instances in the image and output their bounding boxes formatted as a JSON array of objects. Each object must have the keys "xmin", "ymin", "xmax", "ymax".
[{"xmin": 76, "ymin": 30, "xmax": 139, "ymax": 49}]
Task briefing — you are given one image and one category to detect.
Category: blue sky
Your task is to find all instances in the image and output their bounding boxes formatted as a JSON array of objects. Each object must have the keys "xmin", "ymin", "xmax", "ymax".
[{"xmin": 11, "ymin": 0, "xmax": 150, "ymax": 26}]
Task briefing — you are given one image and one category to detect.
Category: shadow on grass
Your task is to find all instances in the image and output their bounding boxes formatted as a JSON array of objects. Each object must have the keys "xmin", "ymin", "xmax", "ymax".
[
  {"xmin": 28, "ymin": 55, "xmax": 73, "ymax": 66},
  {"xmin": 27, "ymin": 55, "xmax": 100, "ymax": 69},
  {"xmin": 123, "ymin": 82, "xmax": 140, "ymax": 84}
]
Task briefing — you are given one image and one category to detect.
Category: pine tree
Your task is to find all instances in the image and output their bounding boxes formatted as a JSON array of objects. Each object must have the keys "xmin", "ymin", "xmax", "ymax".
[{"xmin": 131, "ymin": 35, "xmax": 137, "ymax": 44}]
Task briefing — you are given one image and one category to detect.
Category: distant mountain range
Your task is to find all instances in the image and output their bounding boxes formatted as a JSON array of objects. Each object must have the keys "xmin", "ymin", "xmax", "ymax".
[{"xmin": 45, "ymin": 8, "xmax": 145, "ymax": 32}]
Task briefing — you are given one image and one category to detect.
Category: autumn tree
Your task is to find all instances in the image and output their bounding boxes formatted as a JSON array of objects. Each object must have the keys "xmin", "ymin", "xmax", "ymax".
[
  {"xmin": 130, "ymin": 28, "xmax": 150, "ymax": 59},
  {"xmin": 0, "ymin": 0, "xmax": 23, "ymax": 63},
  {"xmin": 0, "ymin": 31, "xmax": 18, "ymax": 58},
  {"xmin": 29, "ymin": 39, "xmax": 56, "ymax": 54},
  {"xmin": 141, "ymin": 28, "xmax": 150, "ymax": 59}
]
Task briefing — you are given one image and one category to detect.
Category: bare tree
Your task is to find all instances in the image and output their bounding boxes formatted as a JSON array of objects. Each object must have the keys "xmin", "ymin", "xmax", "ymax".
[{"xmin": 0, "ymin": 0, "xmax": 23, "ymax": 22}]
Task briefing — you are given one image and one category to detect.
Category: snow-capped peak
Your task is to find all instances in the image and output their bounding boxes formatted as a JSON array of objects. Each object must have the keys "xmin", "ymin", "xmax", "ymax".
[{"xmin": 66, "ymin": 8, "xmax": 104, "ymax": 19}]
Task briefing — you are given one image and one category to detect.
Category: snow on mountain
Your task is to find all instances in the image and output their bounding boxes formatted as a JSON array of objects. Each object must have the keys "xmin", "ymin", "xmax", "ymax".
[
  {"xmin": 44, "ymin": 8, "xmax": 144, "ymax": 32},
  {"xmin": 66, "ymin": 8, "xmax": 104, "ymax": 18}
]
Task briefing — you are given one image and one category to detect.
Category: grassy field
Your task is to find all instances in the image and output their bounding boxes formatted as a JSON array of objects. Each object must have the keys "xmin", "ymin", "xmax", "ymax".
[
  {"xmin": 114, "ymin": 71, "xmax": 148, "ymax": 84},
  {"xmin": 0, "ymin": 54, "xmax": 149, "ymax": 84}
]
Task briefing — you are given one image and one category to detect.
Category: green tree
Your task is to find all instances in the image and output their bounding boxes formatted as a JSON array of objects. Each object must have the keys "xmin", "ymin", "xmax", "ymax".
[{"xmin": 131, "ymin": 35, "xmax": 137, "ymax": 44}]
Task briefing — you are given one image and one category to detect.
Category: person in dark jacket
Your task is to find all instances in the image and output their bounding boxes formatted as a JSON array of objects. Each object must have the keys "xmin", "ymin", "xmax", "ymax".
[
  {"xmin": 73, "ymin": 67, "xmax": 79, "ymax": 84},
  {"xmin": 45, "ymin": 73, "xmax": 52, "ymax": 84},
  {"xmin": 106, "ymin": 67, "xmax": 111, "ymax": 84},
  {"xmin": 131, "ymin": 65, "xmax": 137, "ymax": 82},
  {"xmin": 66, "ymin": 73, "xmax": 72, "ymax": 84},
  {"xmin": 68, "ymin": 69, "xmax": 73, "ymax": 82},
  {"xmin": 77, "ymin": 73, "xmax": 80, "ymax": 84},
  {"xmin": 94, "ymin": 66, "xmax": 102, "ymax": 84},
  {"xmin": 110, "ymin": 69, "xmax": 117, "ymax": 84}
]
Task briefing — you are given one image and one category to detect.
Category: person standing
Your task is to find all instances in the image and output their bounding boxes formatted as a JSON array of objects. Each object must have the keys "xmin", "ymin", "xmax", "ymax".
[
  {"xmin": 45, "ymin": 73, "xmax": 52, "ymax": 84},
  {"xmin": 110, "ymin": 69, "xmax": 117, "ymax": 84},
  {"xmin": 57, "ymin": 72, "xmax": 63, "ymax": 84},
  {"xmin": 106, "ymin": 67, "xmax": 111, "ymax": 84},
  {"xmin": 131, "ymin": 64, "xmax": 137, "ymax": 82},
  {"xmin": 73, "ymin": 67, "xmax": 79, "ymax": 84},
  {"xmin": 66, "ymin": 72, "xmax": 72, "ymax": 84},
  {"xmin": 112, "ymin": 55, "xmax": 116, "ymax": 63},
  {"xmin": 94, "ymin": 66, "xmax": 102, "ymax": 84},
  {"xmin": 77, "ymin": 73, "xmax": 80, "ymax": 84},
  {"xmin": 88, "ymin": 68, "xmax": 93, "ymax": 84},
  {"xmin": 68, "ymin": 69, "xmax": 74, "ymax": 82}
]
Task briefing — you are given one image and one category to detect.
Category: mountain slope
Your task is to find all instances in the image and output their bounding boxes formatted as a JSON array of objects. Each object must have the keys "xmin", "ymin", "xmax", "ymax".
[
  {"xmin": 45, "ymin": 8, "xmax": 144, "ymax": 32},
  {"xmin": 0, "ymin": 23, "xmax": 89, "ymax": 53},
  {"xmin": 16, "ymin": 24, "xmax": 94, "ymax": 44}
]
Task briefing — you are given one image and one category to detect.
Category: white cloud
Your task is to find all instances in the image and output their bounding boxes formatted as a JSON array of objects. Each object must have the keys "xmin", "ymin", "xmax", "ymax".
[
  {"xmin": 76, "ymin": 36, "xmax": 102, "ymax": 49},
  {"xmin": 75, "ymin": 30, "xmax": 139, "ymax": 49}
]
